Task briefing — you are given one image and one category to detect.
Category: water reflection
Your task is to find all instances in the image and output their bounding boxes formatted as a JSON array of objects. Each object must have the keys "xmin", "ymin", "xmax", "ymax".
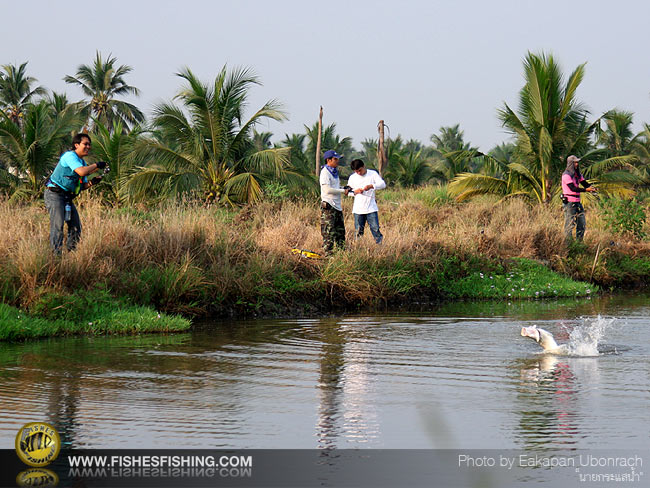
[
  {"xmin": 1, "ymin": 339, "xmax": 89, "ymax": 447},
  {"xmin": 0, "ymin": 334, "xmax": 209, "ymax": 447},
  {"xmin": 430, "ymin": 292, "xmax": 650, "ymax": 320},
  {"xmin": 316, "ymin": 320, "xmax": 345, "ymax": 448},
  {"xmin": 514, "ymin": 352, "xmax": 601, "ymax": 450},
  {"xmin": 316, "ymin": 319, "xmax": 380, "ymax": 448},
  {"xmin": 45, "ymin": 358, "xmax": 82, "ymax": 448},
  {"xmin": 1, "ymin": 295, "xmax": 649, "ymax": 449}
]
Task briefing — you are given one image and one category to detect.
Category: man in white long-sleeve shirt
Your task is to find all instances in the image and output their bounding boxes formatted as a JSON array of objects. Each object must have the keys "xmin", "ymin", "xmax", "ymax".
[
  {"xmin": 347, "ymin": 159, "xmax": 386, "ymax": 244},
  {"xmin": 320, "ymin": 150, "xmax": 351, "ymax": 254}
]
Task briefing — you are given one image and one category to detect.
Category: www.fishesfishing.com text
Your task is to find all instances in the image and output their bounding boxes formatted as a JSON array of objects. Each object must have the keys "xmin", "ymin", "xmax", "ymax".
[
  {"xmin": 67, "ymin": 454, "xmax": 253, "ymax": 479},
  {"xmin": 68, "ymin": 454, "xmax": 252, "ymax": 468}
]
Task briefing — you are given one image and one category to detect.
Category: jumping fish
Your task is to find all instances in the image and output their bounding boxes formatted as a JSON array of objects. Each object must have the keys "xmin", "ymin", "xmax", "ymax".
[{"xmin": 520, "ymin": 325, "xmax": 568, "ymax": 354}]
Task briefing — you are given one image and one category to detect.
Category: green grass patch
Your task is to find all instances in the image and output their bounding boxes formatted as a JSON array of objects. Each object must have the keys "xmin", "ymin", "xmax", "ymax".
[
  {"xmin": 411, "ymin": 184, "xmax": 453, "ymax": 207},
  {"xmin": 132, "ymin": 262, "xmax": 207, "ymax": 315},
  {"xmin": 604, "ymin": 254, "xmax": 650, "ymax": 286},
  {"xmin": 316, "ymin": 252, "xmax": 596, "ymax": 305},
  {"xmin": 441, "ymin": 258, "xmax": 597, "ymax": 299},
  {"xmin": 322, "ymin": 252, "xmax": 430, "ymax": 304},
  {"xmin": 1, "ymin": 290, "xmax": 190, "ymax": 342},
  {"xmin": 256, "ymin": 272, "xmax": 319, "ymax": 297}
]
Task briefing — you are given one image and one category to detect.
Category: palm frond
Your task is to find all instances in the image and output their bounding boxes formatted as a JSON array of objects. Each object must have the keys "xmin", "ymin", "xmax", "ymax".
[
  {"xmin": 231, "ymin": 99, "xmax": 287, "ymax": 155},
  {"xmin": 239, "ymin": 147, "xmax": 290, "ymax": 177},
  {"xmin": 222, "ymin": 172, "xmax": 262, "ymax": 204},
  {"xmin": 583, "ymin": 155, "xmax": 639, "ymax": 177},
  {"xmin": 123, "ymin": 164, "xmax": 200, "ymax": 202},
  {"xmin": 448, "ymin": 173, "xmax": 508, "ymax": 201},
  {"xmin": 591, "ymin": 170, "xmax": 641, "ymax": 185}
]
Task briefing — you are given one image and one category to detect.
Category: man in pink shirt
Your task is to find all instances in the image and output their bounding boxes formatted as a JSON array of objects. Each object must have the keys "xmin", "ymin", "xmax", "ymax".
[{"xmin": 561, "ymin": 155, "xmax": 597, "ymax": 242}]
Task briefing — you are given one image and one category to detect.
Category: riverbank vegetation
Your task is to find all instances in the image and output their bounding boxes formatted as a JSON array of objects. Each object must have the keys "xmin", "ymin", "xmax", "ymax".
[
  {"xmin": 2, "ymin": 193, "xmax": 650, "ymax": 329},
  {"xmin": 2, "ymin": 51, "xmax": 650, "ymax": 339},
  {"xmin": 0, "ymin": 300, "xmax": 190, "ymax": 342}
]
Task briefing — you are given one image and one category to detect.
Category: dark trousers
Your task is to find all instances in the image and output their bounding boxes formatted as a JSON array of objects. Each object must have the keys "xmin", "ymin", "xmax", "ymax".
[
  {"xmin": 320, "ymin": 203, "xmax": 345, "ymax": 254},
  {"xmin": 354, "ymin": 212, "xmax": 383, "ymax": 243},
  {"xmin": 563, "ymin": 202, "xmax": 585, "ymax": 242},
  {"xmin": 44, "ymin": 188, "xmax": 81, "ymax": 253}
]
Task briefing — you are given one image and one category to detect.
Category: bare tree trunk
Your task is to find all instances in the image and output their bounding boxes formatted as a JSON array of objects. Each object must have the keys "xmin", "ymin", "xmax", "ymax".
[
  {"xmin": 377, "ymin": 120, "xmax": 387, "ymax": 176},
  {"xmin": 315, "ymin": 106, "xmax": 323, "ymax": 177}
]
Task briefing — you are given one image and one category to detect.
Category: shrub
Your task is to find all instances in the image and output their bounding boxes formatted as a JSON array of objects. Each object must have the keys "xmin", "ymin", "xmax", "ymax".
[
  {"xmin": 133, "ymin": 258, "xmax": 207, "ymax": 315},
  {"xmin": 604, "ymin": 254, "xmax": 650, "ymax": 286},
  {"xmin": 263, "ymin": 182, "xmax": 290, "ymax": 202},
  {"xmin": 443, "ymin": 258, "xmax": 596, "ymax": 299},
  {"xmin": 29, "ymin": 287, "xmax": 116, "ymax": 322},
  {"xmin": 599, "ymin": 197, "xmax": 647, "ymax": 239},
  {"xmin": 411, "ymin": 184, "xmax": 453, "ymax": 207}
]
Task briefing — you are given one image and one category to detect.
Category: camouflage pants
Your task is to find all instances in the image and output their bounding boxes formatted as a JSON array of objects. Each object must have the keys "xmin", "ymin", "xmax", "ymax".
[{"xmin": 320, "ymin": 203, "xmax": 345, "ymax": 254}]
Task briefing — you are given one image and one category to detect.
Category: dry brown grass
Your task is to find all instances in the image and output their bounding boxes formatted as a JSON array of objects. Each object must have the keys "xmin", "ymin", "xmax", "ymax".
[{"xmin": 2, "ymin": 190, "xmax": 650, "ymax": 313}]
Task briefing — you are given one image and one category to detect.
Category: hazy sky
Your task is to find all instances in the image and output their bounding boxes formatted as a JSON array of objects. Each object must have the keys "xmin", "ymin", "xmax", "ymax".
[{"xmin": 2, "ymin": 0, "xmax": 649, "ymax": 151}]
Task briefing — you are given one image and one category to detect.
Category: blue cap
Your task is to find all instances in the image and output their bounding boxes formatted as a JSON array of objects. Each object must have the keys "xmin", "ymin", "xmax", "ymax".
[{"xmin": 323, "ymin": 150, "xmax": 342, "ymax": 161}]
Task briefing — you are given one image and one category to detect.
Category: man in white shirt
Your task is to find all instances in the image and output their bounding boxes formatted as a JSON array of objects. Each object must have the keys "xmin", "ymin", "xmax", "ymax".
[
  {"xmin": 320, "ymin": 150, "xmax": 351, "ymax": 254},
  {"xmin": 347, "ymin": 159, "xmax": 386, "ymax": 244}
]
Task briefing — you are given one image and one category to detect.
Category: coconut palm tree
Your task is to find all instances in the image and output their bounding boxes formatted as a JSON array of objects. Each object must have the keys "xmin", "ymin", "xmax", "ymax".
[
  {"xmin": 625, "ymin": 124, "xmax": 650, "ymax": 197},
  {"xmin": 64, "ymin": 51, "xmax": 144, "ymax": 130},
  {"xmin": 304, "ymin": 122, "xmax": 353, "ymax": 165},
  {"xmin": 252, "ymin": 130, "xmax": 274, "ymax": 152},
  {"xmin": 631, "ymin": 124, "xmax": 650, "ymax": 166},
  {"xmin": 430, "ymin": 124, "xmax": 473, "ymax": 153},
  {"xmin": 575, "ymin": 112, "xmax": 650, "ymax": 196},
  {"xmin": 430, "ymin": 125, "xmax": 479, "ymax": 181},
  {"xmin": 488, "ymin": 142, "xmax": 515, "ymax": 165},
  {"xmin": 384, "ymin": 148, "xmax": 432, "ymax": 187},
  {"xmin": 275, "ymin": 133, "xmax": 318, "ymax": 196},
  {"xmin": 449, "ymin": 147, "xmax": 639, "ymax": 204},
  {"xmin": 0, "ymin": 62, "xmax": 47, "ymax": 126},
  {"xmin": 280, "ymin": 133, "xmax": 318, "ymax": 176},
  {"xmin": 449, "ymin": 52, "xmax": 638, "ymax": 203},
  {"xmin": 356, "ymin": 138, "xmax": 379, "ymax": 167},
  {"xmin": 124, "ymin": 65, "xmax": 297, "ymax": 204},
  {"xmin": 47, "ymin": 91, "xmax": 77, "ymax": 117},
  {"xmin": 89, "ymin": 119, "xmax": 143, "ymax": 202},
  {"xmin": 497, "ymin": 52, "xmax": 591, "ymax": 203},
  {"xmin": 280, "ymin": 133, "xmax": 308, "ymax": 167},
  {"xmin": 403, "ymin": 138, "xmax": 427, "ymax": 154},
  {"xmin": 0, "ymin": 100, "xmax": 84, "ymax": 198},
  {"xmin": 596, "ymin": 109, "xmax": 636, "ymax": 157}
]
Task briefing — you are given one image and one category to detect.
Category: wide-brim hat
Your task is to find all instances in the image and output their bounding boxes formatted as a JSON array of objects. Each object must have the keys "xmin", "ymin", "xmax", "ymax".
[{"xmin": 567, "ymin": 155, "xmax": 580, "ymax": 164}]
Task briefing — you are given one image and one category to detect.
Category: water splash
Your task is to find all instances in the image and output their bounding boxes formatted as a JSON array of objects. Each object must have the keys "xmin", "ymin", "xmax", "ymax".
[{"xmin": 565, "ymin": 315, "xmax": 618, "ymax": 356}]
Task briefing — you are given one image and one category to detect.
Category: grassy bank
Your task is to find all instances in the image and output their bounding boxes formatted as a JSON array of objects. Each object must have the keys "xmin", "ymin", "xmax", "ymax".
[
  {"xmin": 0, "ymin": 294, "xmax": 190, "ymax": 342},
  {"xmin": 2, "ymin": 188, "xmax": 650, "ymax": 339}
]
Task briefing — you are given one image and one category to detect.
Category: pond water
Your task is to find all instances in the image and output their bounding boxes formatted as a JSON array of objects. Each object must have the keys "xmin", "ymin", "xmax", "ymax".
[{"xmin": 1, "ymin": 294, "xmax": 649, "ymax": 450}]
